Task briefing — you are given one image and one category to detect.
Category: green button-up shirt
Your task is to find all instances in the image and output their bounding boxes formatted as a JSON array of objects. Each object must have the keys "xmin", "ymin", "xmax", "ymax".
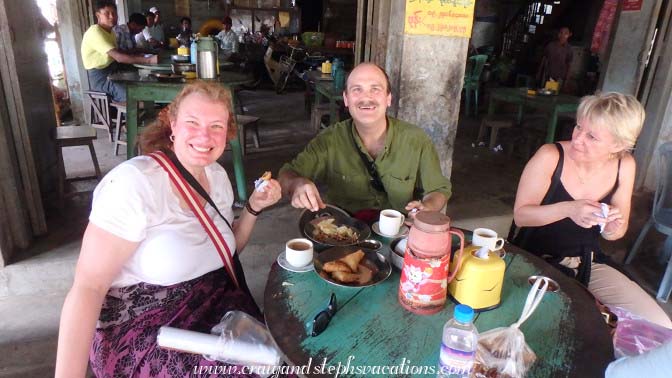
[{"xmin": 280, "ymin": 117, "xmax": 451, "ymax": 214}]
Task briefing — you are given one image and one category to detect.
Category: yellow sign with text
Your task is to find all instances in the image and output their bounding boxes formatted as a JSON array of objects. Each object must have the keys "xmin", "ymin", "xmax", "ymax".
[{"xmin": 405, "ymin": 0, "xmax": 475, "ymax": 38}]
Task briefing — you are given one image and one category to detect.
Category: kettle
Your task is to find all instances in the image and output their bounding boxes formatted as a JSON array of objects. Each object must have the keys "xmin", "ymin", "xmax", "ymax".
[
  {"xmin": 448, "ymin": 245, "xmax": 505, "ymax": 311},
  {"xmin": 398, "ymin": 211, "xmax": 465, "ymax": 315},
  {"xmin": 195, "ymin": 36, "xmax": 218, "ymax": 79}
]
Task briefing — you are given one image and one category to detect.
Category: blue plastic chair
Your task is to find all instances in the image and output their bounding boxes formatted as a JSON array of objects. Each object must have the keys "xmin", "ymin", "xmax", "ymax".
[
  {"xmin": 624, "ymin": 141, "xmax": 672, "ymax": 302},
  {"xmin": 463, "ymin": 54, "xmax": 488, "ymax": 117}
]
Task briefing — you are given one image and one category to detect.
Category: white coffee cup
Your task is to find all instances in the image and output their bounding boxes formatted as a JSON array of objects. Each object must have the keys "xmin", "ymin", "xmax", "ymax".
[
  {"xmin": 379, "ymin": 209, "xmax": 405, "ymax": 236},
  {"xmin": 285, "ymin": 238, "xmax": 314, "ymax": 267},
  {"xmin": 472, "ymin": 228, "xmax": 505, "ymax": 251}
]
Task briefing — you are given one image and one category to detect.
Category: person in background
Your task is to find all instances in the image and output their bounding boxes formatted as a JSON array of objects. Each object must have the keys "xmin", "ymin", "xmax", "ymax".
[
  {"xmin": 215, "ymin": 16, "xmax": 239, "ymax": 56},
  {"xmin": 135, "ymin": 10, "xmax": 162, "ymax": 49},
  {"xmin": 176, "ymin": 16, "xmax": 192, "ymax": 47},
  {"xmin": 55, "ymin": 81, "xmax": 282, "ymax": 377},
  {"xmin": 147, "ymin": 6, "xmax": 165, "ymax": 45},
  {"xmin": 81, "ymin": 0, "xmax": 156, "ymax": 103},
  {"xmin": 112, "ymin": 12, "xmax": 146, "ymax": 52},
  {"xmin": 511, "ymin": 92, "xmax": 672, "ymax": 328},
  {"xmin": 537, "ymin": 26, "xmax": 573, "ymax": 91},
  {"xmin": 279, "ymin": 63, "xmax": 451, "ymax": 221}
]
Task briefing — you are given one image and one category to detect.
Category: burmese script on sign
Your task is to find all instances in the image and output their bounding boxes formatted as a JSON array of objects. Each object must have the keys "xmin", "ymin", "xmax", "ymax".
[{"xmin": 404, "ymin": 0, "xmax": 475, "ymax": 38}]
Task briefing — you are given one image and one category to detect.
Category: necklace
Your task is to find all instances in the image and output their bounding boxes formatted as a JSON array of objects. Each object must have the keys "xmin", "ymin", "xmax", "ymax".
[{"xmin": 576, "ymin": 168, "xmax": 588, "ymax": 185}]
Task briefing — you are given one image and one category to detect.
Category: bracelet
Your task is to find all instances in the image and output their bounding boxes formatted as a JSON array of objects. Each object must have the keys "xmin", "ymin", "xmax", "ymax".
[{"xmin": 245, "ymin": 202, "xmax": 262, "ymax": 216}]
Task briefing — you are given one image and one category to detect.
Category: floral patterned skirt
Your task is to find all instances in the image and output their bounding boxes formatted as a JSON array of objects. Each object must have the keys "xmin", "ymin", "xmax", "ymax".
[{"xmin": 90, "ymin": 267, "xmax": 262, "ymax": 378}]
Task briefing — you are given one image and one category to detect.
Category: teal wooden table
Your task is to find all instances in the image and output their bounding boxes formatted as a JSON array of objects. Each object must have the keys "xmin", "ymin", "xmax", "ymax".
[
  {"xmin": 314, "ymin": 81, "xmax": 343, "ymax": 125},
  {"xmin": 110, "ymin": 71, "xmax": 254, "ymax": 201},
  {"xmin": 487, "ymin": 87, "xmax": 580, "ymax": 143},
  {"xmin": 263, "ymin": 241, "xmax": 613, "ymax": 377}
]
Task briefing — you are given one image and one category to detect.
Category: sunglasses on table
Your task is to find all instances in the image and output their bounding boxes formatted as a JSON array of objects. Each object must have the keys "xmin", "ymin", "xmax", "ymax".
[{"xmin": 311, "ymin": 292, "xmax": 337, "ymax": 337}]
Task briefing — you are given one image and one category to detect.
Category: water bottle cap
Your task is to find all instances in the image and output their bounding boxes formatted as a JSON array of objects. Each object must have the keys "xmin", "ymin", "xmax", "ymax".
[{"xmin": 453, "ymin": 304, "xmax": 474, "ymax": 323}]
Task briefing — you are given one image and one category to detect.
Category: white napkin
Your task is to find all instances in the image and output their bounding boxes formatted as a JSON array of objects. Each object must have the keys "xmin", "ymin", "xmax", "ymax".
[
  {"xmin": 595, "ymin": 203, "xmax": 609, "ymax": 233},
  {"xmin": 254, "ymin": 177, "xmax": 269, "ymax": 192}
]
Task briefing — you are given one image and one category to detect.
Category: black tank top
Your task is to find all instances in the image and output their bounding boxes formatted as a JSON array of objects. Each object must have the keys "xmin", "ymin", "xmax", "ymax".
[{"xmin": 513, "ymin": 143, "xmax": 621, "ymax": 283}]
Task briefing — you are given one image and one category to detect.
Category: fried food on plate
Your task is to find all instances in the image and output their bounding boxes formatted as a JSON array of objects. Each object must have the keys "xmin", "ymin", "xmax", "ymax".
[
  {"xmin": 312, "ymin": 218, "xmax": 359, "ymax": 243},
  {"xmin": 322, "ymin": 249, "xmax": 372, "ymax": 285},
  {"xmin": 331, "ymin": 270, "xmax": 361, "ymax": 283},
  {"xmin": 341, "ymin": 250, "xmax": 365, "ymax": 272},
  {"xmin": 322, "ymin": 260, "xmax": 351, "ymax": 273}
]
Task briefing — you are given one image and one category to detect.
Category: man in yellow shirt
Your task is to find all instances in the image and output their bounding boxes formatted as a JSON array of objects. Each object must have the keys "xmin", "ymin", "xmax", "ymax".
[{"xmin": 81, "ymin": 0, "xmax": 157, "ymax": 103}]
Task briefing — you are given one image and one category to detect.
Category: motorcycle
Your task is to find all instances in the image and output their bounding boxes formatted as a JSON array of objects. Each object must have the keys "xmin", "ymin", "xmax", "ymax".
[{"xmin": 264, "ymin": 43, "xmax": 327, "ymax": 94}]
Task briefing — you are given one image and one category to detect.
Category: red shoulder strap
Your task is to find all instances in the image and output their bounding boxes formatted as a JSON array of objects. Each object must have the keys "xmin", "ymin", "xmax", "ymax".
[{"xmin": 148, "ymin": 151, "xmax": 240, "ymax": 288}]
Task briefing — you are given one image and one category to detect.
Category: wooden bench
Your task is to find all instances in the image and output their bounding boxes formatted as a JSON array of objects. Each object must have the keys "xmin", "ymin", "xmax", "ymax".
[
  {"xmin": 55, "ymin": 126, "xmax": 101, "ymax": 203},
  {"xmin": 236, "ymin": 115, "xmax": 260, "ymax": 156}
]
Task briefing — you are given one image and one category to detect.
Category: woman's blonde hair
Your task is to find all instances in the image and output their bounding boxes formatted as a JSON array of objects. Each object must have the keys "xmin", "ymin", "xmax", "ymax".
[
  {"xmin": 139, "ymin": 80, "xmax": 238, "ymax": 154},
  {"xmin": 576, "ymin": 92, "xmax": 645, "ymax": 155}
]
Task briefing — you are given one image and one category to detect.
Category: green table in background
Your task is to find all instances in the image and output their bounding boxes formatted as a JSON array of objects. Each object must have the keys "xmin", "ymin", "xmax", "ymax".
[
  {"xmin": 111, "ymin": 71, "xmax": 254, "ymax": 202},
  {"xmin": 487, "ymin": 87, "xmax": 580, "ymax": 143},
  {"xmin": 264, "ymin": 236, "xmax": 613, "ymax": 377},
  {"xmin": 314, "ymin": 81, "xmax": 344, "ymax": 126}
]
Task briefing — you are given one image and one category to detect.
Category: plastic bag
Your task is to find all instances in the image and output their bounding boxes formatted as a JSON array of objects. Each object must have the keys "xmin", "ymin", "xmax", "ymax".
[
  {"xmin": 157, "ymin": 311, "xmax": 281, "ymax": 371},
  {"xmin": 208, "ymin": 311, "xmax": 282, "ymax": 367},
  {"xmin": 611, "ymin": 306, "xmax": 672, "ymax": 359},
  {"xmin": 473, "ymin": 277, "xmax": 550, "ymax": 378}
]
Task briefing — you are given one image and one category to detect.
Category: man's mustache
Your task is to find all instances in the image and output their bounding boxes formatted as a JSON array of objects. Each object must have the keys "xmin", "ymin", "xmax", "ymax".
[{"xmin": 355, "ymin": 101, "xmax": 378, "ymax": 108}]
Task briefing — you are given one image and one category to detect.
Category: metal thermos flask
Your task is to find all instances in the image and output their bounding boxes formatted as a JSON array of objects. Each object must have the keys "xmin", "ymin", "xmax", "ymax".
[{"xmin": 196, "ymin": 37, "xmax": 218, "ymax": 79}]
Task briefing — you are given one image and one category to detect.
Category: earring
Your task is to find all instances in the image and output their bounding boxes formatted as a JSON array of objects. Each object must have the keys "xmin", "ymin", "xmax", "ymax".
[{"xmin": 169, "ymin": 134, "xmax": 175, "ymax": 142}]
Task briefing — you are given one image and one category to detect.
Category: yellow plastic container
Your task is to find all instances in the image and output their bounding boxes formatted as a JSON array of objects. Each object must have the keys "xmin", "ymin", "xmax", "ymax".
[
  {"xmin": 545, "ymin": 80, "xmax": 560, "ymax": 93},
  {"xmin": 321, "ymin": 60, "xmax": 332, "ymax": 74},
  {"xmin": 177, "ymin": 46, "xmax": 189, "ymax": 56},
  {"xmin": 448, "ymin": 245, "xmax": 505, "ymax": 310}
]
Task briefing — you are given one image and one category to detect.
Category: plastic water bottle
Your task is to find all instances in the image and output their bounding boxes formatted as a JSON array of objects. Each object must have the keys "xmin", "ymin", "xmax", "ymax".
[
  {"xmin": 190, "ymin": 36, "xmax": 198, "ymax": 65},
  {"xmin": 437, "ymin": 304, "xmax": 478, "ymax": 378}
]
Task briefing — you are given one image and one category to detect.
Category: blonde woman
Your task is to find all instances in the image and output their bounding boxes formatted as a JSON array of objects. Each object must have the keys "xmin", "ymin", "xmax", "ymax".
[{"xmin": 512, "ymin": 92, "xmax": 671, "ymax": 328}]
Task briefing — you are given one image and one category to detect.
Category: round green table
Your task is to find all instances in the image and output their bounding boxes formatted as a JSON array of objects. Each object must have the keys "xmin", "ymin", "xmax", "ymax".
[{"xmin": 263, "ymin": 238, "xmax": 613, "ymax": 377}]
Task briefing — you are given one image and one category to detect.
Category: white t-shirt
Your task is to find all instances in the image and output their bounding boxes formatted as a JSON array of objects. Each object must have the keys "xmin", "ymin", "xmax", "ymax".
[
  {"xmin": 89, "ymin": 156, "xmax": 236, "ymax": 288},
  {"xmin": 143, "ymin": 24, "xmax": 164, "ymax": 43},
  {"xmin": 134, "ymin": 31, "xmax": 149, "ymax": 49}
]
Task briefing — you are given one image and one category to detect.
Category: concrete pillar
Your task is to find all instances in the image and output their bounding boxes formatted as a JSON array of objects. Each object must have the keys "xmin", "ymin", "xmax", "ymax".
[
  {"xmin": 57, "ymin": 0, "xmax": 90, "ymax": 124},
  {"xmin": 599, "ymin": 1, "xmax": 659, "ymax": 94},
  {"xmin": 383, "ymin": 2, "xmax": 469, "ymax": 180}
]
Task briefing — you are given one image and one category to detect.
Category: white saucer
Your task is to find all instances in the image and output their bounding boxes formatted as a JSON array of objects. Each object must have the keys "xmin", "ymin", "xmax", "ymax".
[
  {"xmin": 277, "ymin": 252, "xmax": 314, "ymax": 273},
  {"xmin": 372, "ymin": 222, "xmax": 409, "ymax": 238}
]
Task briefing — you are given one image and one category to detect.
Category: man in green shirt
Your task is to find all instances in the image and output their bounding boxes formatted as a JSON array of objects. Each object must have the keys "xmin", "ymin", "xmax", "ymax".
[{"xmin": 279, "ymin": 63, "xmax": 451, "ymax": 216}]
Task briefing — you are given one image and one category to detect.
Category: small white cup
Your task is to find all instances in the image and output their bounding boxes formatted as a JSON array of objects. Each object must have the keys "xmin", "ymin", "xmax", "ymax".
[
  {"xmin": 472, "ymin": 228, "xmax": 505, "ymax": 251},
  {"xmin": 379, "ymin": 209, "xmax": 405, "ymax": 236},
  {"xmin": 285, "ymin": 238, "xmax": 314, "ymax": 267}
]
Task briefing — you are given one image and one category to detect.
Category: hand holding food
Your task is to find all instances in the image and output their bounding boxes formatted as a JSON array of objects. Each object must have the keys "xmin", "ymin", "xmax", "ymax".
[
  {"xmin": 249, "ymin": 172, "xmax": 281, "ymax": 212},
  {"xmin": 254, "ymin": 171, "xmax": 272, "ymax": 192}
]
